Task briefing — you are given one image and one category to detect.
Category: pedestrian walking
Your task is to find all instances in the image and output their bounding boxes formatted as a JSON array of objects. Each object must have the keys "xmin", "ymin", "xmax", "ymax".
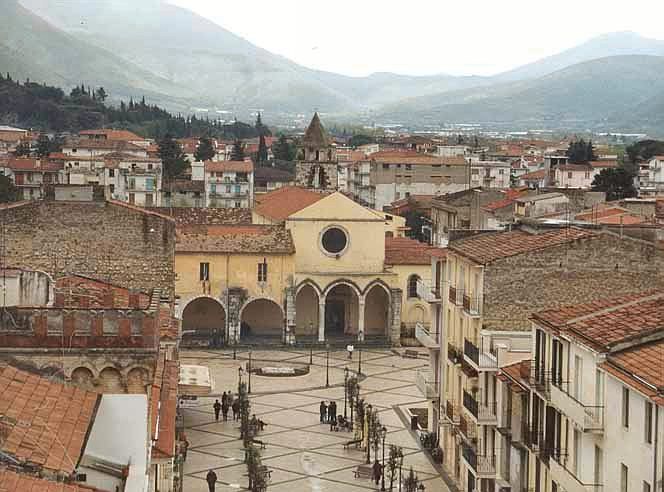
[
  {"xmin": 328, "ymin": 401, "xmax": 337, "ymax": 423},
  {"xmin": 319, "ymin": 401, "xmax": 327, "ymax": 423},
  {"xmin": 347, "ymin": 344, "xmax": 354, "ymax": 360},
  {"xmin": 232, "ymin": 398, "xmax": 240, "ymax": 421},
  {"xmin": 221, "ymin": 391, "xmax": 227, "ymax": 407},
  {"xmin": 221, "ymin": 399, "xmax": 229, "ymax": 421},
  {"xmin": 372, "ymin": 460, "xmax": 382, "ymax": 486},
  {"xmin": 206, "ymin": 469, "xmax": 218, "ymax": 492},
  {"xmin": 213, "ymin": 399, "xmax": 221, "ymax": 422}
]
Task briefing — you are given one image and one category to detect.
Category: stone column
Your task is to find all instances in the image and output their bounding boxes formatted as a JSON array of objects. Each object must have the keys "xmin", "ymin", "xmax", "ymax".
[
  {"xmin": 357, "ymin": 298, "xmax": 365, "ymax": 342},
  {"xmin": 389, "ymin": 288, "xmax": 403, "ymax": 346},
  {"xmin": 226, "ymin": 288, "xmax": 246, "ymax": 344},
  {"xmin": 285, "ymin": 287, "xmax": 296, "ymax": 345},
  {"xmin": 318, "ymin": 300, "xmax": 326, "ymax": 342}
]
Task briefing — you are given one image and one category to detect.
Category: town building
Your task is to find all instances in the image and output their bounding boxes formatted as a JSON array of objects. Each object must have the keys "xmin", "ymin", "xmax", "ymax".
[
  {"xmin": 174, "ymin": 187, "xmax": 431, "ymax": 346},
  {"xmin": 0, "ymin": 157, "xmax": 63, "ymax": 200},
  {"xmin": 423, "ymin": 224, "xmax": 664, "ymax": 491},
  {"xmin": 253, "ymin": 167, "xmax": 295, "ymax": 194},
  {"xmin": 638, "ymin": 155, "xmax": 664, "ymax": 196},
  {"xmin": 204, "ymin": 160, "xmax": 254, "ymax": 208}
]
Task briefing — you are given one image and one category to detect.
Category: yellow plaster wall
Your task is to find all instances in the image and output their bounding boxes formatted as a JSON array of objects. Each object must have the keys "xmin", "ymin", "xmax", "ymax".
[
  {"xmin": 176, "ymin": 252, "xmax": 295, "ymax": 307},
  {"xmin": 390, "ymin": 264, "xmax": 432, "ymax": 327}
]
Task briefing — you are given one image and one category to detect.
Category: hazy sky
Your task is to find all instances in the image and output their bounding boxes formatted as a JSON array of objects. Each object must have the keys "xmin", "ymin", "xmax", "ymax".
[{"xmin": 170, "ymin": 0, "xmax": 664, "ymax": 77}]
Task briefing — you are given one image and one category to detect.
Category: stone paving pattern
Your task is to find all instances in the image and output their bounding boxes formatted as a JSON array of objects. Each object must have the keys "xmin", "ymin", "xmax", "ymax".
[{"xmin": 181, "ymin": 348, "xmax": 450, "ymax": 491}]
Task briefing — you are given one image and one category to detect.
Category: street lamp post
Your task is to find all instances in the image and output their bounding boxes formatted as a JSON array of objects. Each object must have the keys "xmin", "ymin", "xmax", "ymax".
[
  {"xmin": 366, "ymin": 404, "xmax": 373, "ymax": 464},
  {"xmin": 344, "ymin": 367, "xmax": 349, "ymax": 418},
  {"xmin": 248, "ymin": 350, "xmax": 252, "ymax": 394},
  {"xmin": 238, "ymin": 367, "xmax": 243, "ymax": 394},
  {"xmin": 325, "ymin": 345, "xmax": 330, "ymax": 388},
  {"xmin": 380, "ymin": 426, "xmax": 387, "ymax": 492},
  {"xmin": 358, "ymin": 346, "xmax": 362, "ymax": 375},
  {"xmin": 398, "ymin": 449, "xmax": 404, "ymax": 492},
  {"xmin": 310, "ymin": 344, "xmax": 313, "ymax": 365}
]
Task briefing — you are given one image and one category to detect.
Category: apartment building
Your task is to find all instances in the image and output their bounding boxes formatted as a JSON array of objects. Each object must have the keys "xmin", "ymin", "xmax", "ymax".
[
  {"xmin": 204, "ymin": 160, "xmax": 254, "ymax": 208},
  {"xmin": 517, "ymin": 292, "xmax": 664, "ymax": 492},
  {"xmin": 425, "ymin": 224, "xmax": 664, "ymax": 492},
  {"xmin": 0, "ymin": 157, "xmax": 62, "ymax": 200},
  {"xmin": 469, "ymin": 160, "xmax": 511, "ymax": 189},
  {"xmin": 349, "ymin": 152, "xmax": 469, "ymax": 210},
  {"xmin": 638, "ymin": 156, "xmax": 664, "ymax": 196}
]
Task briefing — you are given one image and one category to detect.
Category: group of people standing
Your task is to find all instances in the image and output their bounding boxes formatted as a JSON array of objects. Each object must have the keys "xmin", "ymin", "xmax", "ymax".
[
  {"xmin": 319, "ymin": 400, "xmax": 339, "ymax": 428},
  {"xmin": 213, "ymin": 391, "xmax": 241, "ymax": 422}
]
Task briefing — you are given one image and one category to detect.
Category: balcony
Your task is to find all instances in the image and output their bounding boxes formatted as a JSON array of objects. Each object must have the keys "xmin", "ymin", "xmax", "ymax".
[
  {"xmin": 209, "ymin": 191, "xmax": 247, "ymax": 198},
  {"xmin": 529, "ymin": 362, "xmax": 551, "ymax": 399},
  {"xmin": 415, "ymin": 370, "xmax": 439, "ymax": 400},
  {"xmin": 462, "ymin": 292, "xmax": 482, "ymax": 317},
  {"xmin": 447, "ymin": 344, "xmax": 461, "ymax": 364},
  {"xmin": 416, "ymin": 279, "xmax": 441, "ymax": 303},
  {"xmin": 459, "ymin": 414, "xmax": 478, "ymax": 443},
  {"xmin": 461, "ymin": 442, "xmax": 477, "ymax": 471},
  {"xmin": 445, "ymin": 400, "xmax": 460, "ymax": 424},
  {"xmin": 550, "ymin": 382, "xmax": 604, "ymax": 433},
  {"xmin": 415, "ymin": 322, "xmax": 440, "ymax": 350},
  {"xmin": 464, "ymin": 338, "xmax": 498, "ymax": 371},
  {"xmin": 477, "ymin": 454, "xmax": 496, "ymax": 477},
  {"xmin": 463, "ymin": 390, "xmax": 478, "ymax": 419},
  {"xmin": 549, "ymin": 453, "xmax": 603, "ymax": 492},
  {"xmin": 478, "ymin": 401, "xmax": 497, "ymax": 424},
  {"xmin": 448, "ymin": 286, "xmax": 464, "ymax": 305}
]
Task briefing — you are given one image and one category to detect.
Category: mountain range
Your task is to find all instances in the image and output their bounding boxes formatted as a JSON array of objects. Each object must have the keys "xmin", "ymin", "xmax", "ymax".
[{"xmin": 3, "ymin": 0, "xmax": 664, "ymax": 133}]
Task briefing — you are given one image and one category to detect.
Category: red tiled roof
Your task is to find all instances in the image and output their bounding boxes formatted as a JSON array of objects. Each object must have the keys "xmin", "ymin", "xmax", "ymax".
[
  {"xmin": 64, "ymin": 139, "xmax": 144, "ymax": 152},
  {"xmin": 600, "ymin": 340, "xmax": 664, "ymax": 404},
  {"xmin": 145, "ymin": 207, "xmax": 251, "ymax": 226},
  {"xmin": 5, "ymin": 158, "xmax": 62, "ymax": 172},
  {"xmin": 532, "ymin": 291, "xmax": 664, "ymax": 352},
  {"xmin": 589, "ymin": 160, "xmax": 618, "ymax": 168},
  {"xmin": 373, "ymin": 154, "xmax": 466, "ymax": 166},
  {"xmin": 150, "ymin": 355, "xmax": 178, "ymax": 459},
  {"xmin": 0, "ymin": 366, "xmax": 100, "ymax": 474},
  {"xmin": 204, "ymin": 160, "xmax": 253, "ymax": 173},
  {"xmin": 0, "ymin": 469, "xmax": 106, "ymax": 492},
  {"xmin": 254, "ymin": 186, "xmax": 327, "ymax": 221},
  {"xmin": 499, "ymin": 359, "xmax": 531, "ymax": 393},
  {"xmin": 519, "ymin": 169, "xmax": 547, "ymax": 180},
  {"xmin": 449, "ymin": 227, "xmax": 597, "ymax": 264},
  {"xmin": 79, "ymin": 129, "xmax": 144, "ymax": 141},
  {"xmin": 555, "ymin": 164, "xmax": 592, "ymax": 172},
  {"xmin": 385, "ymin": 237, "xmax": 444, "ymax": 265}
]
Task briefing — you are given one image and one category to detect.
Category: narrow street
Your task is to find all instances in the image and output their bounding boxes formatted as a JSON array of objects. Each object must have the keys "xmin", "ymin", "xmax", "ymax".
[{"xmin": 180, "ymin": 348, "xmax": 450, "ymax": 491}]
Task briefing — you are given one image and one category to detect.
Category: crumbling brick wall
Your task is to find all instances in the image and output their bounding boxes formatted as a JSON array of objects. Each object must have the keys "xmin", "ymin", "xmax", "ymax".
[
  {"xmin": 0, "ymin": 201, "xmax": 175, "ymax": 294},
  {"xmin": 484, "ymin": 232, "xmax": 664, "ymax": 331}
]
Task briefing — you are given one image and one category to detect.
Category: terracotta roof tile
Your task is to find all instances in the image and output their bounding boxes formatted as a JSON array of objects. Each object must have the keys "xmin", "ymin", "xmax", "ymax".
[
  {"xmin": 79, "ymin": 129, "xmax": 143, "ymax": 141},
  {"xmin": 55, "ymin": 275, "xmax": 150, "ymax": 309},
  {"xmin": 0, "ymin": 468, "xmax": 106, "ymax": 492},
  {"xmin": 150, "ymin": 355, "xmax": 178, "ymax": 458},
  {"xmin": 519, "ymin": 169, "xmax": 547, "ymax": 180},
  {"xmin": 449, "ymin": 227, "xmax": 597, "ymax": 264},
  {"xmin": 145, "ymin": 207, "xmax": 252, "ymax": 226},
  {"xmin": 499, "ymin": 359, "xmax": 531, "ymax": 393},
  {"xmin": 601, "ymin": 340, "xmax": 664, "ymax": 402},
  {"xmin": 0, "ymin": 367, "xmax": 99, "ymax": 474},
  {"xmin": 385, "ymin": 237, "xmax": 444, "ymax": 265},
  {"xmin": 176, "ymin": 225, "xmax": 295, "ymax": 254},
  {"xmin": 204, "ymin": 160, "xmax": 253, "ymax": 173},
  {"xmin": 254, "ymin": 186, "xmax": 327, "ymax": 221},
  {"xmin": 532, "ymin": 291, "xmax": 664, "ymax": 351},
  {"xmin": 373, "ymin": 154, "xmax": 466, "ymax": 166},
  {"xmin": 4, "ymin": 158, "xmax": 62, "ymax": 172}
]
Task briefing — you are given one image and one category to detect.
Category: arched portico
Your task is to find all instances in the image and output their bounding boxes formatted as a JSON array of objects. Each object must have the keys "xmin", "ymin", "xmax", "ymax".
[
  {"xmin": 364, "ymin": 283, "xmax": 391, "ymax": 336},
  {"xmin": 296, "ymin": 283, "xmax": 321, "ymax": 337},
  {"xmin": 240, "ymin": 297, "xmax": 284, "ymax": 339},
  {"xmin": 324, "ymin": 283, "xmax": 360, "ymax": 340},
  {"xmin": 181, "ymin": 296, "xmax": 226, "ymax": 347}
]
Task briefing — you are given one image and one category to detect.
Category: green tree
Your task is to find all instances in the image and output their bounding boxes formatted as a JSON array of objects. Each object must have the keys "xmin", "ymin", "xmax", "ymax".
[
  {"xmin": 0, "ymin": 175, "xmax": 19, "ymax": 203},
  {"xmin": 405, "ymin": 210, "xmax": 427, "ymax": 243},
  {"xmin": 591, "ymin": 168, "xmax": 637, "ymax": 201},
  {"xmin": 566, "ymin": 138, "xmax": 596, "ymax": 164},
  {"xmin": 386, "ymin": 445, "xmax": 403, "ymax": 491},
  {"xmin": 272, "ymin": 135, "xmax": 295, "ymax": 162},
  {"xmin": 349, "ymin": 134, "xmax": 374, "ymax": 148},
  {"xmin": 194, "ymin": 137, "xmax": 215, "ymax": 162},
  {"xmin": 95, "ymin": 87, "xmax": 107, "ymax": 102},
  {"xmin": 36, "ymin": 133, "xmax": 55, "ymax": 157},
  {"xmin": 158, "ymin": 134, "xmax": 189, "ymax": 178},
  {"xmin": 231, "ymin": 139, "xmax": 245, "ymax": 161}
]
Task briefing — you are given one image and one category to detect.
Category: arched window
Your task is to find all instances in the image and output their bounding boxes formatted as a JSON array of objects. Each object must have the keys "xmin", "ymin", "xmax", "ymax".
[{"xmin": 407, "ymin": 274, "xmax": 421, "ymax": 299}]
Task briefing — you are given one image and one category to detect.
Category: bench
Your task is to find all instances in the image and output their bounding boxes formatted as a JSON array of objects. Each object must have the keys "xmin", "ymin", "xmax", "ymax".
[
  {"xmin": 403, "ymin": 349, "xmax": 419, "ymax": 359},
  {"xmin": 353, "ymin": 464, "xmax": 373, "ymax": 479},
  {"xmin": 343, "ymin": 438, "xmax": 362, "ymax": 450},
  {"xmin": 251, "ymin": 439, "xmax": 266, "ymax": 450}
]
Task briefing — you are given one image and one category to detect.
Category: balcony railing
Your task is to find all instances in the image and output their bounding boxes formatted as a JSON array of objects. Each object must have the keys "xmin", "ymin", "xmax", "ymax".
[
  {"xmin": 529, "ymin": 361, "xmax": 551, "ymax": 398},
  {"xmin": 478, "ymin": 454, "xmax": 496, "ymax": 476},
  {"xmin": 415, "ymin": 322, "xmax": 440, "ymax": 350},
  {"xmin": 463, "ymin": 390, "xmax": 478, "ymax": 419},
  {"xmin": 464, "ymin": 338, "xmax": 479, "ymax": 365},
  {"xmin": 478, "ymin": 401, "xmax": 497, "ymax": 423},
  {"xmin": 445, "ymin": 400, "xmax": 460, "ymax": 424},
  {"xmin": 464, "ymin": 338, "xmax": 498, "ymax": 370},
  {"xmin": 462, "ymin": 292, "xmax": 482, "ymax": 316},
  {"xmin": 459, "ymin": 414, "xmax": 477, "ymax": 443},
  {"xmin": 549, "ymin": 452, "xmax": 603, "ymax": 492},
  {"xmin": 449, "ymin": 286, "xmax": 458, "ymax": 304},
  {"xmin": 447, "ymin": 344, "xmax": 461, "ymax": 364},
  {"xmin": 462, "ymin": 442, "xmax": 477, "ymax": 470},
  {"xmin": 415, "ymin": 370, "xmax": 439, "ymax": 399},
  {"xmin": 550, "ymin": 381, "xmax": 604, "ymax": 433}
]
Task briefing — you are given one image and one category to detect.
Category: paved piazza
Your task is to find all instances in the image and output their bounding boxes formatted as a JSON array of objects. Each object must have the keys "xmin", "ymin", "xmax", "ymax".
[{"xmin": 180, "ymin": 348, "xmax": 450, "ymax": 492}]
